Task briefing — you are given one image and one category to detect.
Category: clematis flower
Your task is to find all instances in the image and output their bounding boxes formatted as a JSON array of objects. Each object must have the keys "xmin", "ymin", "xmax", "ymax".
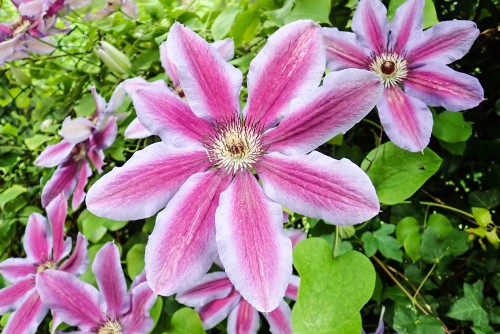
[
  {"xmin": 178, "ymin": 273, "xmax": 300, "ymax": 334},
  {"xmin": 36, "ymin": 242, "xmax": 156, "ymax": 334},
  {"xmin": 35, "ymin": 86, "xmax": 121, "ymax": 209},
  {"xmin": 0, "ymin": 194, "xmax": 89, "ymax": 334},
  {"xmin": 86, "ymin": 20, "xmax": 382, "ymax": 312},
  {"xmin": 323, "ymin": 0, "xmax": 484, "ymax": 152},
  {"xmin": 177, "ymin": 228, "xmax": 305, "ymax": 333},
  {"xmin": 124, "ymin": 37, "xmax": 235, "ymax": 139}
]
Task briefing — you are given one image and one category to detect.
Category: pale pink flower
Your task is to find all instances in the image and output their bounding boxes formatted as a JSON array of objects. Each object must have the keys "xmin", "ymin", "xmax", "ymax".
[
  {"xmin": 36, "ymin": 243, "xmax": 156, "ymax": 333},
  {"xmin": 323, "ymin": 0, "xmax": 483, "ymax": 152},
  {"xmin": 0, "ymin": 194, "xmax": 89, "ymax": 334},
  {"xmin": 87, "ymin": 21, "xmax": 382, "ymax": 312}
]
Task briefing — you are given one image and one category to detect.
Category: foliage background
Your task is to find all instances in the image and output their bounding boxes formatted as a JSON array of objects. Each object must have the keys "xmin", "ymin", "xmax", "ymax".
[{"xmin": 0, "ymin": 0, "xmax": 499, "ymax": 333}]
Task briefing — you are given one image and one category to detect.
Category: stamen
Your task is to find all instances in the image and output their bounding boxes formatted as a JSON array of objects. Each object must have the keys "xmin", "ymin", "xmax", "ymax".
[
  {"xmin": 96, "ymin": 320, "xmax": 122, "ymax": 334},
  {"xmin": 369, "ymin": 53, "xmax": 408, "ymax": 87},
  {"xmin": 202, "ymin": 117, "xmax": 266, "ymax": 174},
  {"xmin": 71, "ymin": 143, "xmax": 88, "ymax": 161},
  {"xmin": 36, "ymin": 261, "xmax": 56, "ymax": 273}
]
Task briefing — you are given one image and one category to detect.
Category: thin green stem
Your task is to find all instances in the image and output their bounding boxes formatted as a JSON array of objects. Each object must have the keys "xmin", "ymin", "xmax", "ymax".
[
  {"xmin": 362, "ymin": 118, "xmax": 382, "ymax": 130},
  {"xmin": 333, "ymin": 226, "xmax": 340, "ymax": 257},
  {"xmin": 401, "ymin": 200, "xmax": 475, "ymax": 220},
  {"xmin": 414, "ymin": 262, "xmax": 437, "ymax": 301}
]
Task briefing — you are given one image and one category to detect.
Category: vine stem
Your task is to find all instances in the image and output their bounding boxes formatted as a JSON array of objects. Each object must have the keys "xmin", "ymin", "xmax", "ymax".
[
  {"xmin": 414, "ymin": 262, "xmax": 437, "ymax": 300},
  {"xmin": 333, "ymin": 226, "xmax": 339, "ymax": 257},
  {"xmin": 401, "ymin": 200, "xmax": 475, "ymax": 220}
]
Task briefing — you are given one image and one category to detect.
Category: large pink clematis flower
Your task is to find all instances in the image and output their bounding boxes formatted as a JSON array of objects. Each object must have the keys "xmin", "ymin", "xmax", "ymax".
[
  {"xmin": 124, "ymin": 37, "xmax": 235, "ymax": 139},
  {"xmin": 86, "ymin": 20, "xmax": 382, "ymax": 312},
  {"xmin": 36, "ymin": 242, "xmax": 156, "ymax": 334},
  {"xmin": 35, "ymin": 87, "xmax": 120, "ymax": 209},
  {"xmin": 0, "ymin": 194, "xmax": 89, "ymax": 334},
  {"xmin": 323, "ymin": 0, "xmax": 484, "ymax": 152}
]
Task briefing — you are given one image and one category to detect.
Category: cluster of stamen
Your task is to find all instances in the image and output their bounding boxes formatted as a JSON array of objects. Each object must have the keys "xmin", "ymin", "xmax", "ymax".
[
  {"xmin": 203, "ymin": 118, "xmax": 265, "ymax": 174},
  {"xmin": 36, "ymin": 261, "xmax": 56, "ymax": 273},
  {"xmin": 12, "ymin": 20, "xmax": 31, "ymax": 36},
  {"xmin": 96, "ymin": 320, "xmax": 122, "ymax": 334},
  {"xmin": 71, "ymin": 142, "xmax": 88, "ymax": 161},
  {"xmin": 369, "ymin": 52, "xmax": 409, "ymax": 87}
]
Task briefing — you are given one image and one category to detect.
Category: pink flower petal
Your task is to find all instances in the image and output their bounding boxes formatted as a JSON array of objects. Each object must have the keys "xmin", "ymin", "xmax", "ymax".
[
  {"xmin": 86, "ymin": 143, "xmax": 210, "ymax": 220},
  {"xmin": 41, "ymin": 160, "xmax": 79, "ymax": 208},
  {"xmin": 263, "ymin": 69, "xmax": 382, "ymax": 155},
  {"xmin": 377, "ymin": 86, "xmax": 432, "ymax": 152},
  {"xmin": 166, "ymin": 23, "xmax": 242, "ymax": 121},
  {"xmin": 215, "ymin": 170, "xmax": 292, "ymax": 312},
  {"xmin": 284, "ymin": 275, "xmax": 300, "ymax": 301},
  {"xmin": 145, "ymin": 170, "xmax": 230, "ymax": 296},
  {"xmin": 0, "ymin": 278, "xmax": 35, "ymax": 314},
  {"xmin": 87, "ymin": 148, "xmax": 105, "ymax": 173},
  {"xmin": 35, "ymin": 140, "xmax": 75, "ymax": 168},
  {"xmin": 36, "ymin": 270, "xmax": 106, "ymax": 331},
  {"xmin": 130, "ymin": 271, "xmax": 147, "ymax": 290},
  {"xmin": 24, "ymin": 213, "xmax": 52, "ymax": 263},
  {"xmin": 176, "ymin": 272, "xmax": 233, "ymax": 307},
  {"xmin": 160, "ymin": 39, "xmax": 181, "ymax": 87},
  {"xmin": 227, "ymin": 299, "xmax": 260, "ymax": 334},
  {"xmin": 212, "ymin": 38, "xmax": 235, "ymax": 61},
  {"xmin": 46, "ymin": 193, "xmax": 67, "ymax": 263},
  {"xmin": 351, "ymin": 0, "xmax": 389, "ymax": 54},
  {"xmin": 59, "ymin": 117, "xmax": 95, "ymax": 144},
  {"xmin": 59, "ymin": 233, "xmax": 89, "ymax": 276},
  {"xmin": 91, "ymin": 117, "xmax": 117, "ymax": 150},
  {"xmin": 263, "ymin": 300, "xmax": 292, "ymax": 334},
  {"xmin": 125, "ymin": 78, "xmax": 212, "ymax": 148},
  {"xmin": 2, "ymin": 290, "xmax": 48, "ymax": 334},
  {"xmin": 244, "ymin": 20, "xmax": 325, "ymax": 129},
  {"xmin": 404, "ymin": 64, "xmax": 484, "ymax": 111},
  {"xmin": 92, "ymin": 243, "xmax": 130, "ymax": 319},
  {"xmin": 90, "ymin": 86, "xmax": 107, "ymax": 117},
  {"xmin": 124, "ymin": 118, "xmax": 151, "ymax": 139},
  {"xmin": 0, "ymin": 258, "xmax": 35, "ymax": 284},
  {"xmin": 121, "ymin": 283, "xmax": 156, "ymax": 334},
  {"xmin": 71, "ymin": 159, "xmax": 92, "ymax": 210},
  {"xmin": 406, "ymin": 20, "xmax": 479, "ymax": 66},
  {"xmin": 322, "ymin": 28, "xmax": 371, "ymax": 71},
  {"xmin": 284, "ymin": 229, "xmax": 307, "ymax": 249},
  {"xmin": 389, "ymin": 0, "xmax": 424, "ymax": 53},
  {"xmin": 256, "ymin": 152, "xmax": 380, "ymax": 225},
  {"xmin": 198, "ymin": 290, "xmax": 241, "ymax": 330}
]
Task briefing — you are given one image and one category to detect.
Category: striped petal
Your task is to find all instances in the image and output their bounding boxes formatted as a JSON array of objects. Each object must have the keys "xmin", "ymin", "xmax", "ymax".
[
  {"xmin": 59, "ymin": 233, "xmax": 89, "ymax": 276},
  {"xmin": 198, "ymin": 290, "xmax": 241, "ymax": 330},
  {"xmin": 227, "ymin": 299, "xmax": 260, "ymax": 334},
  {"xmin": 71, "ymin": 159, "xmax": 92, "ymax": 210},
  {"xmin": 256, "ymin": 152, "xmax": 380, "ymax": 226},
  {"xmin": 2, "ymin": 290, "xmax": 48, "ymax": 334},
  {"xmin": 0, "ymin": 258, "xmax": 35, "ymax": 284},
  {"xmin": 263, "ymin": 300, "xmax": 292, "ymax": 334},
  {"xmin": 46, "ymin": 193, "xmax": 67, "ymax": 263},
  {"xmin": 351, "ymin": 0, "xmax": 389, "ymax": 54},
  {"xmin": 216, "ymin": 170, "xmax": 292, "ymax": 312},
  {"xmin": 92, "ymin": 243, "xmax": 130, "ymax": 319},
  {"xmin": 41, "ymin": 160, "xmax": 79, "ymax": 208},
  {"xmin": 86, "ymin": 143, "xmax": 210, "ymax": 220},
  {"xmin": 124, "ymin": 118, "xmax": 151, "ymax": 139},
  {"xmin": 389, "ymin": 0, "xmax": 424, "ymax": 53},
  {"xmin": 0, "ymin": 278, "xmax": 35, "ymax": 314},
  {"xmin": 377, "ymin": 85, "xmax": 432, "ymax": 152},
  {"xmin": 35, "ymin": 140, "xmax": 74, "ymax": 168},
  {"xmin": 24, "ymin": 213, "xmax": 52, "ymax": 263},
  {"xmin": 404, "ymin": 64, "xmax": 484, "ymax": 111},
  {"xmin": 146, "ymin": 170, "xmax": 230, "ymax": 296},
  {"xmin": 166, "ymin": 23, "xmax": 242, "ymax": 121},
  {"xmin": 176, "ymin": 272, "xmax": 233, "ymax": 307},
  {"xmin": 121, "ymin": 283, "xmax": 156, "ymax": 334},
  {"xmin": 322, "ymin": 28, "xmax": 370, "ymax": 71},
  {"xmin": 244, "ymin": 20, "xmax": 325, "ymax": 128}
]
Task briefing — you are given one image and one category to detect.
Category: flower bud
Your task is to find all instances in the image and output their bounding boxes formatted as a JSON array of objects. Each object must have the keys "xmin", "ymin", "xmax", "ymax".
[{"xmin": 96, "ymin": 41, "xmax": 131, "ymax": 76}]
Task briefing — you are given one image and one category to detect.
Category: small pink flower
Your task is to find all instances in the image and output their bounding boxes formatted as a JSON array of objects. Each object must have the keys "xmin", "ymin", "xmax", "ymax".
[
  {"xmin": 0, "ymin": 194, "xmax": 89, "ymax": 334},
  {"xmin": 36, "ymin": 243, "xmax": 156, "ymax": 333},
  {"xmin": 87, "ymin": 21, "xmax": 382, "ymax": 312},
  {"xmin": 35, "ymin": 87, "xmax": 120, "ymax": 209},
  {"xmin": 323, "ymin": 0, "xmax": 484, "ymax": 152}
]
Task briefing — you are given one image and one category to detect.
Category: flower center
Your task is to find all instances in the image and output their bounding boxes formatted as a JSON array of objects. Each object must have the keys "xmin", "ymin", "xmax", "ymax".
[
  {"xmin": 36, "ymin": 261, "xmax": 56, "ymax": 273},
  {"xmin": 369, "ymin": 53, "xmax": 408, "ymax": 87},
  {"xmin": 96, "ymin": 320, "xmax": 122, "ymax": 334},
  {"xmin": 203, "ymin": 118, "xmax": 265, "ymax": 174},
  {"xmin": 71, "ymin": 143, "xmax": 88, "ymax": 161},
  {"xmin": 12, "ymin": 20, "xmax": 31, "ymax": 36}
]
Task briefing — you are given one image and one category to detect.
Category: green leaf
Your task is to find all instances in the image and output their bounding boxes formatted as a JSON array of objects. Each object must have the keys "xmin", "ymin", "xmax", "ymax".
[
  {"xmin": 80, "ymin": 244, "xmax": 104, "ymax": 286},
  {"xmin": 404, "ymin": 232, "xmax": 422, "ymax": 262},
  {"xmin": 363, "ymin": 224, "xmax": 403, "ymax": 261},
  {"xmin": 361, "ymin": 142, "xmax": 442, "ymax": 205},
  {"xmin": 396, "ymin": 217, "xmax": 420, "ymax": 243},
  {"xmin": 0, "ymin": 185, "xmax": 26, "ymax": 209},
  {"xmin": 433, "ymin": 111, "xmax": 473, "ymax": 143},
  {"xmin": 472, "ymin": 207, "xmax": 493, "ymax": 228},
  {"xmin": 438, "ymin": 140, "xmax": 467, "ymax": 156},
  {"xmin": 77, "ymin": 209, "xmax": 125, "ymax": 243},
  {"xmin": 24, "ymin": 134, "xmax": 52, "ymax": 150},
  {"xmin": 292, "ymin": 238, "xmax": 375, "ymax": 333},
  {"xmin": 286, "ymin": 0, "xmax": 331, "ymax": 24},
  {"xmin": 420, "ymin": 227, "xmax": 469, "ymax": 263},
  {"xmin": 230, "ymin": 10, "xmax": 261, "ymax": 47},
  {"xmin": 126, "ymin": 243, "xmax": 145, "ymax": 280},
  {"xmin": 469, "ymin": 188, "xmax": 500, "ymax": 209},
  {"xmin": 427, "ymin": 213, "xmax": 453, "ymax": 237},
  {"xmin": 164, "ymin": 308, "xmax": 205, "ymax": 334},
  {"xmin": 393, "ymin": 304, "xmax": 444, "ymax": 334},
  {"xmin": 387, "ymin": 0, "xmax": 438, "ymax": 29},
  {"xmin": 447, "ymin": 281, "xmax": 489, "ymax": 327},
  {"xmin": 74, "ymin": 93, "xmax": 96, "ymax": 117},
  {"xmin": 212, "ymin": 6, "xmax": 241, "ymax": 40},
  {"xmin": 149, "ymin": 297, "xmax": 163, "ymax": 332}
]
